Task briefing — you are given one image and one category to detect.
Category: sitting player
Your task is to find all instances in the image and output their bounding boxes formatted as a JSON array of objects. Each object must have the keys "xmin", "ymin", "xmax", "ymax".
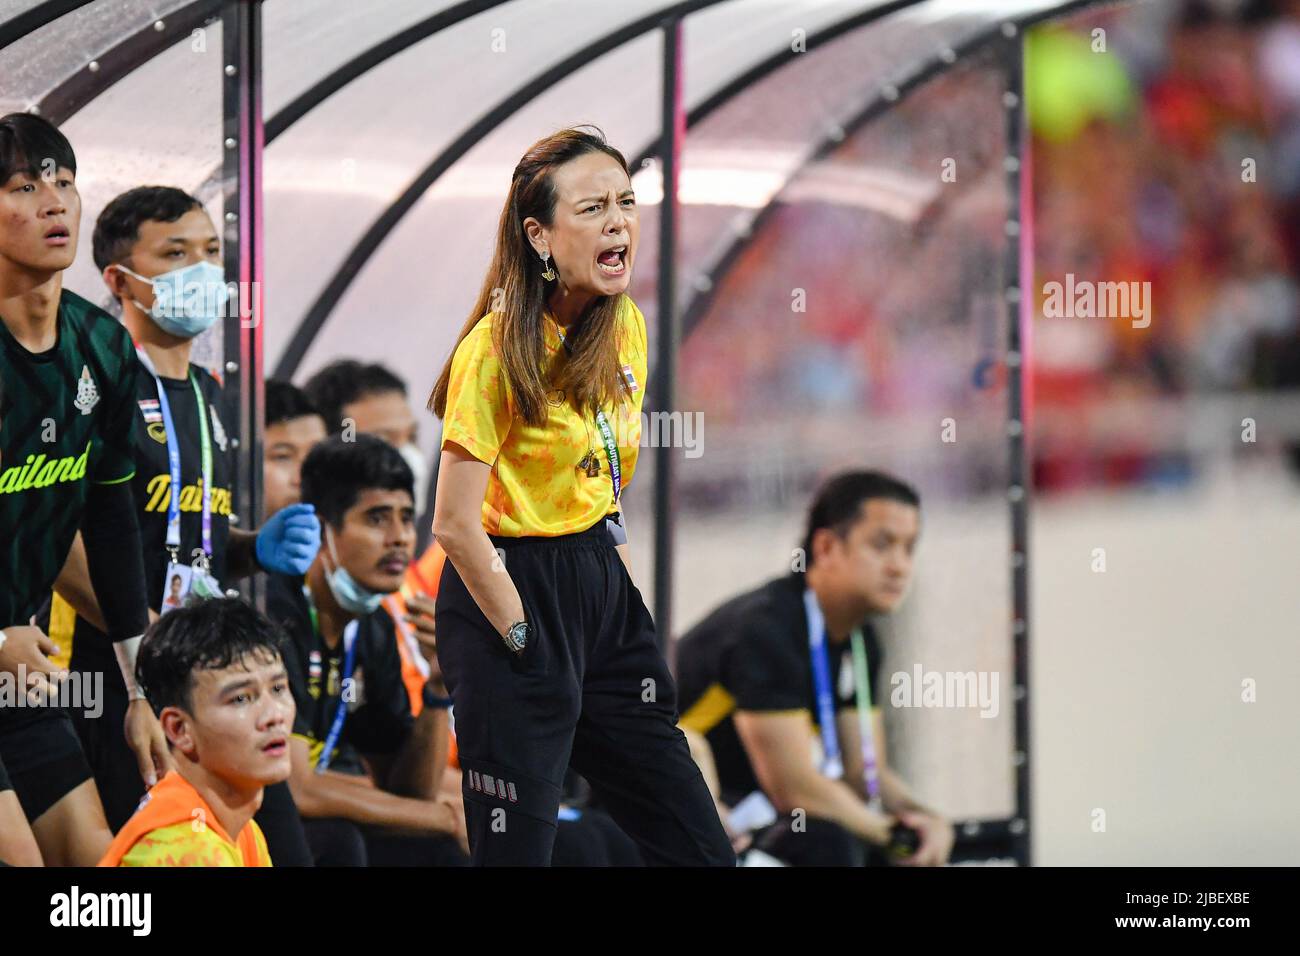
[
  {"xmin": 99, "ymin": 598, "xmax": 294, "ymax": 866},
  {"xmin": 270, "ymin": 435, "xmax": 465, "ymax": 865}
]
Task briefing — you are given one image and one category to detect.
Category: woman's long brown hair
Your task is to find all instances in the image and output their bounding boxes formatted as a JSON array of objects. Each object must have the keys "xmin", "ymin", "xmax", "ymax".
[{"xmin": 429, "ymin": 127, "xmax": 634, "ymax": 427}]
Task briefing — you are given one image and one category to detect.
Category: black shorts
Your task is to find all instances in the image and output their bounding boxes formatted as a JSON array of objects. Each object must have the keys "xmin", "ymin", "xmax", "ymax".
[
  {"xmin": 435, "ymin": 519, "xmax": 734, "ymax": 867},
  {"xmin": 0, "ymin": 705, "xmax": 93, "ymax": 823}
]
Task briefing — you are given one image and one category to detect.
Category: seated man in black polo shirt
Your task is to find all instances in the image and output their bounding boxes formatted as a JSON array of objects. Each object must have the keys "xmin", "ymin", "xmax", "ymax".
[
  {"xmin": 676, "ymin": 470, "xmax": 954, "ymax": 866},
  {"xmin": 267, "ymin": 434, "xmax": 467, "ymax": 865}
]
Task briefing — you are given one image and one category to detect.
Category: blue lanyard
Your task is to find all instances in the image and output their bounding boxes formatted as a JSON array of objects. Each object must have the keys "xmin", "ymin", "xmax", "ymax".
[
  {"xmin": 304, "ymin": 584, "xmax": 359, "ymax": 773},
  {"xmin": 804, "ymin": 589, "xmax": 844, "ymax": 779},
  {"xmin": 137, "ymin": 349, "xmax": 212, "ymax": 559},
  {"xmin": 804, "ymin": 588, "xmax": 878, "ymax": 799}
]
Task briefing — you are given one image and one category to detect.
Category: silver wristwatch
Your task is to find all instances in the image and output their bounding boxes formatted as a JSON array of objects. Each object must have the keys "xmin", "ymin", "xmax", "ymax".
[{"xmin": 503, "ymin": 621, "xmax": 529, "ymax": 654}]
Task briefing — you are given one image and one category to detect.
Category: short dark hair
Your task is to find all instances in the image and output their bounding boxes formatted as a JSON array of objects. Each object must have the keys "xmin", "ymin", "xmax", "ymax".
[
  {"xmin": 92, "ymin": 185, "xmax": 204, "ymax": 273},
  {"xmin": 303, "ymin": 360, "xmax": 407, "ymax": 435},
  {"xmin": 265, "ymin": 378, "xmax": 323, "ymax": 429},
  {"xmin": 801, "ymin": 470, "xmax": 921, "ymax": 566},
  {"xmin": 136, "ymin": 598, "xmax": 287, "ymax": 714},
  {"xmin": 0, "ymin": 113, "xmax": 76, "ymax": 185},
  {"xmin": 300, "ymin": 433, "xmax": 413, "ymax": 528}
]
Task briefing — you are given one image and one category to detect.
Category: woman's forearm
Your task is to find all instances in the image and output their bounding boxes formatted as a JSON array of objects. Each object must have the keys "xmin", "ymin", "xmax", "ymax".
[{"xmin": 435, "ymin": 519, "xmax": 526, "ymax": 637}]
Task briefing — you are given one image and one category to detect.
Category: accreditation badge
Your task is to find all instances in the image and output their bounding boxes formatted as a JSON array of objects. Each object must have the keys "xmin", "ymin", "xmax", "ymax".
[
  {"xmin": 159, "ymin": 562, "xmax": 194, "ymax": 615},
  {"xmin": 159, "ymin": 556, "xmax": 222, "ymax": 614}
]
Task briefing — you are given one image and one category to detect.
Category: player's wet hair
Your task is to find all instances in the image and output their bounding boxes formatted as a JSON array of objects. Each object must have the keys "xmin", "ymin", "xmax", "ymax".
[
  {"xmin": 92, "ymin": 185, "xmax": 204, "ymax": 272},
  {"xmin": 801, "ymin": 470, "xmax": 921, "ymax": 567},
  {"xmin": 299, "ymin": 433, "xmax": 413, "ymax": 529},
  {"xmin": 0, "ymin": 113, "xmax": 77, "ymax": 185},
  {"xmin": 265, "ymin": 378, "xmax": 323, "ymax": 429},
  {"xmin": 302, "ymin": 360, "xmax": 407, "ymax": 435},
  {"xmin": 137, "ymin": 597, "xmax": 287, "ymax": 714}
]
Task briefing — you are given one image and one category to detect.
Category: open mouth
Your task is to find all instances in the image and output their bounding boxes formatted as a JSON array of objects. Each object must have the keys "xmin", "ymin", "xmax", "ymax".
[
  {"xmin": 44, "ymin": 225, "xmax": 70, "ymax": 245},
  {"xmin": 377, "ymin": 553, "xmax": 409, "ymax": 575},
  {"xmin": 262, "ymin": 737, "xmax": 287, "ymax": 757},
  {"xmin": 596, "ymin": 245, "xmax": 627, "ymax": 276}
]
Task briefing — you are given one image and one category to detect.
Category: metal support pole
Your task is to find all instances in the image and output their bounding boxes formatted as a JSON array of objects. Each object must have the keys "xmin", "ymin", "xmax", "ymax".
[
  {"xmin": 652, "ymin": 15, "xmax": 684, "ymax": 656},
  {"xmin": 1000, "ymin": 23, "xmax": 1032, "ymax": 867},
  {"xmin": 222, "ymin": 0, "xmax": 265, "ymax": 606}
]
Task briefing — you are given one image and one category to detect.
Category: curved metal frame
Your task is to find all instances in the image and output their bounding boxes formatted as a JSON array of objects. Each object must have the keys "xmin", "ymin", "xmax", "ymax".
[
  {"xmin": 628, "ymin": 0, "xmax": 919, "ymax": 171},
  {"xmin": 38, "ymin": 1, "xmax": 223, "ymax": 124},
  {"xmin": 0, "ymin": 0, "xmax": 93, "ymax": 50},
  {"xmin": 675, "ymin": 0, "xmax": 1105, "ymax": 337},
  {"xmin": 271, "ymin": 0, "xmax": 723, "ymax": 380},
  {"xmin": 0, "ymin": 0, "xmax": 1128, "ymax": 866},
  {"xmin": 265, "ymin": 0, "xmax": 509, "ymax": 143}
]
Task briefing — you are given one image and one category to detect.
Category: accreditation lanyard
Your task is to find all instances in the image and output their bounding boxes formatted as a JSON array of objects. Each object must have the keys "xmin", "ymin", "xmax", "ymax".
[
  {"xmin": 137, "ymin": 349, "xmax": 213, "ymax": 561},
  {"xmin": 555, "ymin": 327, "xmax": 622, "ymax": 505},
  {"xmin": 804, "ymin": 589, "xmax": 882, "ymax": 803},
  {"xmin": 304, "ymin": 584, "xmax": 359, "ymax": 774}
]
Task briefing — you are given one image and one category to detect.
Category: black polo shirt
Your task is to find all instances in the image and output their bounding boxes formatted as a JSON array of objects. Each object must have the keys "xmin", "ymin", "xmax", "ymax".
[
  {"xmin": 265, "ymin": 573, "xmax": 413, "ymax": 775},
  {"xmin": 68, "ymin": 363, "xmax": 233, "ymax": 678},
  {"xmin": 675, "ymin": 573, "xmax": 882, "ymax": 806}
]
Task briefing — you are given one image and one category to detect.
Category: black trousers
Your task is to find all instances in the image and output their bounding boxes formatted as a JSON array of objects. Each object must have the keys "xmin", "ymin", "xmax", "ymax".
[
  {"xmin": 551, "ymin": 807, "xmax": 645, "ymax": 866},
  {"xmin": 435, "ymin": 521, "xmax": 734, "ymax": 867},
  {"xmin": 300, "ymin": 810, "xmax": 633, "ymax": 866},
  {"xmin": 752, "ymin": 815, "xmax": 889, "ymax": 867},
  {"xmin": 302, "ymin": 818, "xmax": 469, "ymax": 867}
]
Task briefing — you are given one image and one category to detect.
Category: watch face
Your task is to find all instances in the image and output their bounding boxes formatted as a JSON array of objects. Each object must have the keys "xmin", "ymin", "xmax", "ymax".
[{"xmin": 507, "ymin": 624, "xmax": 528, "ymax": 651}]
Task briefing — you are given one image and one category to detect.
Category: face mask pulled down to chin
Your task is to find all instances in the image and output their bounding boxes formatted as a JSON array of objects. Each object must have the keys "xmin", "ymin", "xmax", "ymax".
[{"xmin": 322, "ymin": 526, "xmax": 385, "ymax": 616}]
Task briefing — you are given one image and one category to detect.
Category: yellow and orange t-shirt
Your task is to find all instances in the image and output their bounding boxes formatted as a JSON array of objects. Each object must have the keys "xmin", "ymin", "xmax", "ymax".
[
  {"xmin": 441, "ymin": 295, "xmax": 648, "ymax": 537},
  {"xmin": 98, "ymin": 770, "xmax": 272, "ymax": 867}
]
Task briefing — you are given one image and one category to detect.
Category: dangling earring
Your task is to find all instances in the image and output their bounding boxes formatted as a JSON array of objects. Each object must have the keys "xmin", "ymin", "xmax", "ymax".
[{"xmin": 540, "ymin": 251, "xmax": 557, "ymax": 282}]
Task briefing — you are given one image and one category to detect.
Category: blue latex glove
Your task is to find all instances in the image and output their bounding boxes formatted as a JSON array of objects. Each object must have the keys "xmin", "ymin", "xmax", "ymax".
[{"xmin": 255, "ymin": 503, "xmax": 321, "ymax": 575}]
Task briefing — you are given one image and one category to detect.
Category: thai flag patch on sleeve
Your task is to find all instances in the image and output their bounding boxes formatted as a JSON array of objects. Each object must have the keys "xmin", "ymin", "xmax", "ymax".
[
  {"xmin": 137, "ymin": 399, "xmax": 162, "ymax": 424},
  {"xmin": 622, "ymin": 364, "xmax": 639, "ymax": 393}
]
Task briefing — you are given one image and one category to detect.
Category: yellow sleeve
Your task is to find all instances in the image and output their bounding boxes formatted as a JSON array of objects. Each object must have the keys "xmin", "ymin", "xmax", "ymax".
[
  {"xmin": 118, "ymin": 822, "xmax": 241, "ymax": 867},
  {"xmin": 441, "ymin": 323, "xmax": 513, "ymax": 466}
]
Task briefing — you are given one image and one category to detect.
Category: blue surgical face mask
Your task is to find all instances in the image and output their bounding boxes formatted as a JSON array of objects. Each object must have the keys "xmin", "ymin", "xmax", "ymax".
[
  {"xmin": 323, "ymin": 527, "xmax": 385, "ymax": 616},
  {"xmin": 117, "ymin": 260, "xmax": 229, "ymax": 339}
]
